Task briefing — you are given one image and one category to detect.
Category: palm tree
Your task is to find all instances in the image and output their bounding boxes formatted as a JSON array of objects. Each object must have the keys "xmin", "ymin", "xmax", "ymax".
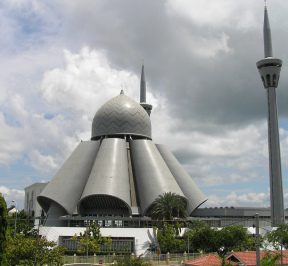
[{"xmin": 151, "ymin": 192, "xmax": 187, "ymax": 221}]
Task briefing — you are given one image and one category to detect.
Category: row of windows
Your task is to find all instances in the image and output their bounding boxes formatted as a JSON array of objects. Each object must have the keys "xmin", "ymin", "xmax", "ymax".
[
  {"xmin": 62, "ymin": 237, "xmax": 134, "ymax": 253},
  {"xmin": 261, "ymin": 74, "xmax": 279, "ymax": 87}
]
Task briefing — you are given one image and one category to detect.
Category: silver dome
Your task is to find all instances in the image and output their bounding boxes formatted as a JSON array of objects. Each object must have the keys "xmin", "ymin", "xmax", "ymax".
[{"xmin": 91, "ymin": 91, "xmax": 152, "ymax": 140}]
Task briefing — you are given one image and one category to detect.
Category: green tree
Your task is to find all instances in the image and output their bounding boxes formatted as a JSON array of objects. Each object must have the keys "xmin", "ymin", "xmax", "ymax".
[
  {"xmin": 0, "ymin": 193, "xmax": 8, "ymax": 264},
  {"xmin": 266, "ymin": 223, "xmax": 288, "ymax": 250},
  {"xmin": 261, "ymin": 251, "xmax": 282, "ymax": 266},
  {"xmin": 187, "ymin": 220, "xmax": 209, "ymax": 233},
  {"xmin": 216, "ymin": 225, "xmax": 249, "ymax": 256},
  {"xmin": 183, "ymin": 220, "xmax": 210, "ymax": 253},
  {"xmin": 8, "ymin": 209, "xmax": 36, "ymax": 237},
  {"xmin": 190, "ymin": 226, "xmax": 217, "ymax": 253},
  {"xmin": 190, "ymin": 225, "xmax": 251, "ymax": 255},
  {"xmin": 5, "ymin": 234, "xmax": 66, "ymax": 266},
  {"xmin": 71, "ymin": 221, "xmax": 112, "ymax": 254},
  {"xmin": 151, "ymin": 192, "xmax": 187, "ymax": 221},
  {"xmin": 153, "ymin": 222, "xmax": 185, "ymax": 253},
  {"xmin": 116, "ymin": 256, "xmax": 151, "ymax": 266}
]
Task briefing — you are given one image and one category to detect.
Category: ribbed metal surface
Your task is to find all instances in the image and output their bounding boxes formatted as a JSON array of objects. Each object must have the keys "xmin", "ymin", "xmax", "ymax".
[
  {"xmin": 130, "ymin": 139, "xmax": 186, "ymax": 216},
  {"xmin": 91, "ymin": 93, "xmax": 152, "ymax": 140},
  {"xmin": 78, "ymin": 138, "xmax": 132, "ymax": 216},
  {"xmin": 37, "ymin": 141, "xmax": 100, "ymax": 214},
  {"xmin": 156, "ymin": 144, "xmax": 207, "ymax": 215}
]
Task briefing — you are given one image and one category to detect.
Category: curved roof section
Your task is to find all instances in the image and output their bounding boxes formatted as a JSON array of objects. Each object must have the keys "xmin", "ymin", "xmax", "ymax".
[
  {"xmin": 130, "ymin": 139, "xmax": 188, "ymax": 216},
  {"xmin": 91, "ymin": 91, "xmax": 152, "ymax": 140},
  {"xmin": 78, "ymin": 138, "xmax": 132, "ymax": 216},
  {"xmin": 156, "ymin": 144, "xmax": 207, "ymax": 214},
  {"xmin": 37, "ymin": 141, "xmax": 101, "ymax": 215},
  {"xmin": 79, "ymin": 195, "xmax": 131, "ymax": 216}
]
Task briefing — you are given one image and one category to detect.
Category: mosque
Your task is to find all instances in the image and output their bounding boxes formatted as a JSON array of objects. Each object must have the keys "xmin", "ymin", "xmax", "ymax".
[
  {"xmin": 24, "ymin": 5, "xmax": 287, "ymax": 255},
  {"xmin": 36, "ymin": 63, "xmax": 207, "ymax": 227},
  {"xmin": 23, "ymin": 65, "xmax": 209, "ymax": 255}
]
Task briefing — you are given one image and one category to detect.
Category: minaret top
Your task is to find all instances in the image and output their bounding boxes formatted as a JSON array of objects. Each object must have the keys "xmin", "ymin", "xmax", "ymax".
[
  {"xmin": 139, "ymin": 62, "xmax": 152, "ymax": 116},
  {"xmin": 140, "ymin": 62, "xmax": 146, "ymax": 103},
  {"xmin": 256, "ymin": 3, "xmax": 282, "ymax": 89},
  {"xmin": 263, "ymin": 5, "xmax": 273, "ymax": 58}
]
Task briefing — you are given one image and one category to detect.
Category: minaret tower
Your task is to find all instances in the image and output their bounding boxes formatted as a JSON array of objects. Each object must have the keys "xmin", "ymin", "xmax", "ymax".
[
  {"xmin": 140, "ymin": 62, "xmax": 153, "ymax": 116},
  {"xmin": 256, "ymin": 4, "xmax": 284, "ymax": 226}
]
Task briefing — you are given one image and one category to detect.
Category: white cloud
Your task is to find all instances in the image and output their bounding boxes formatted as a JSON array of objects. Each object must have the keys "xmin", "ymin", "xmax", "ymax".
[
  {"xmin": 202, "ymin": 190, "xmax": 270, "ymax": 208},
  {"xmin": 0, "ymin": 113, "xmax": 25, "ymax": 166},
  {"xmin": 41, "ymin": 47, "xmax": 143, "ymax": 116},
  {"xmin": 0, "ymin": 186, "xmax": 24, "ymax": 210}
]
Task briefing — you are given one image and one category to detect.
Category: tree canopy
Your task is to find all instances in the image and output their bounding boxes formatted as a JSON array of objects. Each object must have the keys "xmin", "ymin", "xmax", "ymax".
[
  {"xmin": 153, "ymin": 222, "xmax": 185, "ymax": 253},
  {"xmin": 261, "ymin": 251, "xmax": 282, "ymax": 266},
  {"xmin": 71, "ymin": 221, "xmax": 112, "ymax": 254},
  {"xmin": 151, "ymin": 192, "xmax": 187, "ymax": 221},
  {"xmin": 266, "ymin": 223, "xmax": 288, "ymax": 250},
  {"xmin": 0, "ymin": 193, "xmax": 8, "ymax": 264},
  {"xmin": 187, "ymin": 224, "xmax": 253, "ymax": 255},
  {"xmin": 7, "ymin": 209, "xmax": 36, "ymax": 237},
  {"xmin": 5, "ymin": 234, "xmax": 66, "ymax": 266}
]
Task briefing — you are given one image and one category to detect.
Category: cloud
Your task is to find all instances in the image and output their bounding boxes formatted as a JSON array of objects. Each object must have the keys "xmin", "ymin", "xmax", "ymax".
[
  {"xmin": 0, "ymin": 0, "xmax": 288, "ymax": 211},
  {"xmin": 203, "ymin": 191, "xmax": 270, "ymax": 208},
  {"xmin": 0, "ymin": 113, "xmax": 25, "ymax": 166},
  {"xmin": 165, "ymin": 0, "xmax": 261, "ymax": 30},
  {"xmin": 0, "ymin": 186, "xmax": 25, "ymax": 210}
]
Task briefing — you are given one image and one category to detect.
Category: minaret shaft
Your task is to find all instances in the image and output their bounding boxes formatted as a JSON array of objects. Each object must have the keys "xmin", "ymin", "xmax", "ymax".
[{"xmin": 266, "ymin": 87, "xmax": 284, "ymax": 224}]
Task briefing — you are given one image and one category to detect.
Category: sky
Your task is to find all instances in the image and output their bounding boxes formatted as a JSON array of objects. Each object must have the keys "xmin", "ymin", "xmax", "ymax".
[{"xmin": 1, "ymin": 0, "xmax": 288, "ymax": 211}]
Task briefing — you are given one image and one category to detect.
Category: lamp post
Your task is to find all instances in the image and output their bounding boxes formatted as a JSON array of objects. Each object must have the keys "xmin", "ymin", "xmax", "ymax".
[
  {"xmin": 12, "ymin": 200, "xmax": 17, "ymax": 239},
  {"xmin": 187, "ymin": 226, "xmax": 190, "ymax": 260}
]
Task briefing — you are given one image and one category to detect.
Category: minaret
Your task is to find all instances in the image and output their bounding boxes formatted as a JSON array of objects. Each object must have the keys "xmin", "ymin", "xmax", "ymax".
[
  {"xmin": 140, "ymin": 62, "xmax": 153, "ymax": 116},
  {"xmin": 256, "ymin": 5, "xmax": 284, "ymax": 226}
]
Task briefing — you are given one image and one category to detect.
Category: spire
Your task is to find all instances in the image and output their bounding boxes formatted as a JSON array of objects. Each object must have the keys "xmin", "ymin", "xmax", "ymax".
[
  {"xmin": 264, "ymin": 5, "xmax": 273, "ymax": 58},
  {"xmin": 256, "ymin": 3, "xmax": 284, "ymax": 226},
  {"xmin": 139, "ymin": 61, "xmax": 152, "ymax": 117},
  {"xmin": 140, "ymin": 60, "xmax": 146, "ymax": 103}
]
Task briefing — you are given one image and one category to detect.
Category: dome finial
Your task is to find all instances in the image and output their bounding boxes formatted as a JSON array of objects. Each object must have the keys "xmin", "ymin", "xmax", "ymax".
[{"xmin": 120, "ymin": 85, "xmax": 124, "ymax": 94}]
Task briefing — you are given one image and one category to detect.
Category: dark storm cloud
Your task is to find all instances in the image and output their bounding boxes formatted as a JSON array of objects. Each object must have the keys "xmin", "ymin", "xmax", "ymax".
[{"xmin": 56, "ymin": 0, "xmax": 288, "ymax": 136}]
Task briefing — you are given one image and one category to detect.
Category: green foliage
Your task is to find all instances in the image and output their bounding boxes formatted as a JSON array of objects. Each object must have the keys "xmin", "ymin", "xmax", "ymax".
[
  {"xmin": 189, "ymin": 224, "xmax": 252, "ymax": 255},
  {"xmin": 115, "ymin": 256, "xmax": 151, "ymax": 266},
  {"xmin": 5, "ymin": 234, "xmax": 66, "ymax": 266},
  {"xmin": 151, "ymin": 192, "xmax": 187, "ymax": 221},
  {"xmin": 152, "ymin": 221, "xmax": 253, "ymax": 255},
  {"xmin": 187, "ymin": 220, "xmax": 209, "ymax": 233},
  {"xmin": 189, "ymin": 225, "xmax": 218, "ymax": 253},
  {"xmin": 266, "ymin": 223, "xmax": 288, "ymax": 250},
  {"xmin": 0, "ymin": 193, "xmax": 8, "ymax": 264},
  {"xmin": 216, "ymin": 225, "xmax": 250, "ymax": 255},
  {"xmin": 71, "ymin": 221, "xmax": 112, "ymax": 254},
  {"xmin": 154, "ymin": 222, "xmax": 185, "ymax": 253},
  {"xmin": 8, "ymin": 210, "xmax": 36, "ymax": 237},
  {"xmin": 260, "ymin": 251, "xmax": 282, "ymax": 266}
]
